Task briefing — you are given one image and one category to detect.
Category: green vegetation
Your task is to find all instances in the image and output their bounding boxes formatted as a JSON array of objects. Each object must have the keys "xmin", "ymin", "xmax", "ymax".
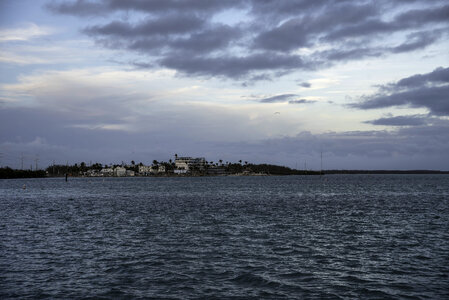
[
  {"xmin": 226, "ymin": 163, "xmax": 321, "ymax": 175},
  {"xmin": 5, "ymin": 159, "xmax": 445, "ymax": 179},
  {"xmin": 0, "ymin": 167, "xmax": 46, "ymax": 179}
]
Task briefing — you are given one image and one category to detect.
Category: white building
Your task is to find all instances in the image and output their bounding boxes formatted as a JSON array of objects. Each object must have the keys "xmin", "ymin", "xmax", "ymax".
[
  {"xmin": 174, "ymin": 169, "xmax": 188, "ymax": 174},
  {"xmin": 100, "ymin": 168, "xmax": 114, "ymax": 176},
  {"xmin": 114, "ymin": 166, "xmax": 126, "ymax": 177},
  {"xmin": 138, "ymin": 165, "xmax": 152, "ymax": 175},
  {"xmin": 175, "ymin": 156, "xmax": 206, "ymax": 172},
  {"xmin": 138, "ymin": 164, "xmax": 166, "ymax": 175}
]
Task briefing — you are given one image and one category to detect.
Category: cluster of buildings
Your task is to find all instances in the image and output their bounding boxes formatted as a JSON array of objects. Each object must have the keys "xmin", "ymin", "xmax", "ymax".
[
  {"xmin": 94, "ymin": 166, "xmax": 135, "ymax": 177},
  {"xmin": 85, "ymin": 155, "xmax": 222, "ymax": 177},
  {"xmin": 173, "ymin": 156, "xmax": 206, "ymax": 174}
]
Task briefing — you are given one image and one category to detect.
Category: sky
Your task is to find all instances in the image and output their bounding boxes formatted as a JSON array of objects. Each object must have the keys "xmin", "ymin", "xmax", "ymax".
[{"xmin": 0, "ymin": 0, "xmax": 448, "ymax": 170}]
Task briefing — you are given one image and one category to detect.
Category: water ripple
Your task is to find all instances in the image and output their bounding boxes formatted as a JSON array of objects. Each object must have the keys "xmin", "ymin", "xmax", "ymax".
[{"xmin": 1, "ymin": 175, "xmax": 448, "ymax": 299}]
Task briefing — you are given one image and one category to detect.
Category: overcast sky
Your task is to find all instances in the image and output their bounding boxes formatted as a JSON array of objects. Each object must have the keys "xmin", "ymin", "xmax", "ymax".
[{"xmin": 1, "ymin": 0, "xmax": 448, "ymax": 170}]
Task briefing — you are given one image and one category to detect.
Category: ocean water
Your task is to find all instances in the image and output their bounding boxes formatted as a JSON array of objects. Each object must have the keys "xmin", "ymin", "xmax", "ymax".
[{"xmin": 1, "ymin": 175, "xmax": 448, "ymax": 299}]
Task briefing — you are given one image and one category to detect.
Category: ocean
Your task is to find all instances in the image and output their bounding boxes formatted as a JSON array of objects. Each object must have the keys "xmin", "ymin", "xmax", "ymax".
[{"xmin": 1, "ymin": 175, "xmax": 448, "ymax": 299}]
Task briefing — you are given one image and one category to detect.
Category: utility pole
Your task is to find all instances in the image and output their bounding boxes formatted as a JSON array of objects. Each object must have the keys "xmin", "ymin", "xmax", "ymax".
[
  {"xmin": 34, "ymin": 155, "xmax": 39, "ymax": 171},
  {"xmin": 320, "ymin": 150, "xmax": 323, "ymax": 177},
  {"xmin": 21, "ymin": 153, "xmax": 24, "ymax": 170}
]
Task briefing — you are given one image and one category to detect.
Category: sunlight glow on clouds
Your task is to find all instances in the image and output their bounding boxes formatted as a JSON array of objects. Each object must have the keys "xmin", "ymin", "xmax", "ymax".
[{"xmin": 0, "ymin": 23, "xmax": 53, "ymax": 42}]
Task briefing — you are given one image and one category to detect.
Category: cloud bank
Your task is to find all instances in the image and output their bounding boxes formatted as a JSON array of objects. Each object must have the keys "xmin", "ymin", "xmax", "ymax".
[
  {"xmin": 352, "ymin": 67, "xmax": 449, "ymax": 116},
  {"xmin": 46, "ymin": 0, "xmax": 449, "ymax": 80}
]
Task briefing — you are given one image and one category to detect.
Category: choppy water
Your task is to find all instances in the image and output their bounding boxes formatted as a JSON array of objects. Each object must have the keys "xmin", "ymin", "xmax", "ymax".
[{"xmin": 1, "ymin": 175, "xmax": 448, "ymax": 299}]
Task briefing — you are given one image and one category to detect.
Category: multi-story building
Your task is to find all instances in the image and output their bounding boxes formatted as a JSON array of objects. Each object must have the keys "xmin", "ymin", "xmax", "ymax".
[{"xmin": 175, "ymin": 156, "xmax": 206, "ymax": 173}]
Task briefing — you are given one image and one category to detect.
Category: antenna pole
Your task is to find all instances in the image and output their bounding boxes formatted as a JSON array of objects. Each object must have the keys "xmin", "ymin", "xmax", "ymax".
[
  {"xmin": 320, "ymin": 150, "xmax": 323, "ymax": 177},
  {"xmin": 34, "ymin": 155, "xmax": 39, "ymax": 171}
]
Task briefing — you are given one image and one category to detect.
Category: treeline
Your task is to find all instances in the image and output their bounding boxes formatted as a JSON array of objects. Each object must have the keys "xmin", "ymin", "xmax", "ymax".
[
  {"xmin": 323, "ymin": 170, "xmax": 449, "ymax": 174},
  {"xmin": 0, "ymin": 167, "xmax": 46, "ymax": 179},
  {"xmin": 46, "ymin": 162, "xmax": 104, "ymax": 176},
  {"xmin": 239, "ymin": 163, "xmax": 321, "ymax": 175}
]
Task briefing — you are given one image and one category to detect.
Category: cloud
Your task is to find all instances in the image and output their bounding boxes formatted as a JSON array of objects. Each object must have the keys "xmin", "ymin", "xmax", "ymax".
[
  {"xmin": 84, "ymin": 15, "xmax": 206, "ymax": 38},
  {"xmin": 390, "ymin": 66, "xmax": 449, "ymax": 90},
  {"xmin": 364, "ymin": 115, "xmax": 428, "ymax": 126},
  {"xmin": 3, "ymin": 106, "xmax": 449, "ymax": 170},
  {"xmin": 158, "ymin": 53, "xmax": 309, "ymax": 78},
  {"xmin": 0, "ymin": 68, "xmax": 160, "ymax": 119},
  {"xmin": 352, "ymin": 67, "xmax": 449, "ymax": 116},
  {"xmin": 254, "ymin": 2, "xmax": 379, "ymax": 51},
  {"xmin": 47, "ymin": 0, "xmax": 240, "ymax": 16},
  {"xmin": 45, "ymin": 0, "xmax": 449, "ymax": 80},
  {"xmin": 258, "ymin": 94, "xmax": 298, "ymax": 103},
  {"xmin": 289, "ymin": 99, "xmax": 317, "ymax": 105},
  {"xmin": 324, "ymin": 4, "xmax": 449, "ymax": 41},
  {"xmin": 391, "ymin": 30, "xmax": 444, "ymax": 53},
  {"xmin": 298, "ymin": 82, "xmax": 311, "ymax": 88},
  {"xmin": 0, "ymin": 23, "xmax": 53, "ymax": 42}
]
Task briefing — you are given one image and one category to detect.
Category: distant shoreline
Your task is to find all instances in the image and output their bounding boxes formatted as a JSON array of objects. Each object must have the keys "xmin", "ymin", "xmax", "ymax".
[
  {"xmin": 323, "ymin": 170, "xmax": 449, "ymax": 174},
  {"xmin": 1, "ymin": 167, "xmax": 449, "ymax": 179}
]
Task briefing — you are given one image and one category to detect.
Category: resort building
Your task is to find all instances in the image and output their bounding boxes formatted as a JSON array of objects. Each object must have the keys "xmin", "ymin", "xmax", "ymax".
[{"xmin": 175, "ymin": 156, "xmax": 206, "ymax": 172}]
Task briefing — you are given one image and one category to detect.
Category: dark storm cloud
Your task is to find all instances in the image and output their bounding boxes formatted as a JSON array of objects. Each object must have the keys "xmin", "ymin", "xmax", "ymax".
[
  {"xmin": 355, "ymin": 86, "xmax": 449, "ymax": 115},
  {"xmin": 364, "ymin": 115, "xmax": 428, "ymax": 126},
  {"xmin": 168, "ymin": 25, "xmax": 240, "ymax": 53},
  {"xmin": 254, "ymin": 2, "xmax": 378, "ymax": 51},
  {"xmin": 352, "ymin": 67, "xmax": 449, "ymax": 116},
  {"xmin": 393, "ymin": 66, "xmax": 449, "ymax": 89},
  {"xmin": 159, "ymin": 53, "xmax": 309, "ymax": 78},
  {"xmin": 325, "ymin": 4, "xmax": 449, "ymax": 41},
  {"xmin": 258, "ymin": 94, "xmax": 298, "ymax": 103},
  {"xmin": 395, "ymin": 4, "xmax": 449, "ymax": 26},
  {"xmin": 46, "ymin": 0, "xmax": 105, "ymax": 16},
  {"xmin": 317, "ymin": 47, "xmax": 382, "ymax": 62},
  {"xmin": 47, "ymin": 0, "xmax": 240, "ymax": 15},
  {"xmin": 47, "ymin": 0, "xmax": 449, "ymax": 79},
  {"xmin": 391, "ymin": 30, "xmax": 443, "ymax": 53},
  {"xmin": 84, "ymin": 15, "xmax": 205, "ymax": 37}
]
